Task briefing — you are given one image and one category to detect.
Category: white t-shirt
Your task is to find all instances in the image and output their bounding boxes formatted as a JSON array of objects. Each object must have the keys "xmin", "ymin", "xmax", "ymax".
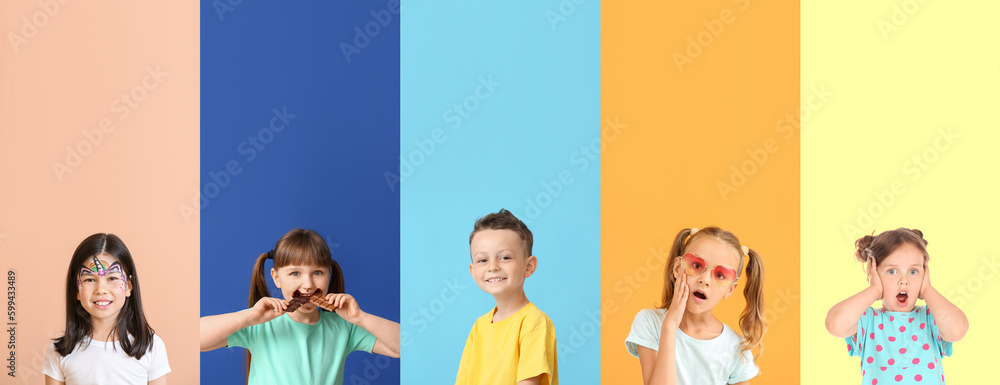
[
  {"xmin": 625, "ymin": 308, "xmax": 758, "ymax": 385},
  {"xmin": 42, "ymin": 334, "xmax": 171, "ymax": 385}
]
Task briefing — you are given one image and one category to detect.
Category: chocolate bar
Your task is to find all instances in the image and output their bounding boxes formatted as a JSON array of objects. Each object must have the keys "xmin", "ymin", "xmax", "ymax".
[{"xmin": 285, "ymin": 289, "xmax": 335, "ymax": 312}]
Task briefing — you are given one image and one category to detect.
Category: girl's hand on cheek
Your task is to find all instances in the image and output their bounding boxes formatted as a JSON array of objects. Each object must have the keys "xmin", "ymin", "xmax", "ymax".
[
  {"xmin": 663, "ymin": 262, "xmax": 688, "ymax": 330},
  {"xmin": 867, "ymin": 257, "xmax": 882, "ymax": 294},
  {"xmin": 919, "ymin": 264, "xmax": 931, "ymax": 300}
]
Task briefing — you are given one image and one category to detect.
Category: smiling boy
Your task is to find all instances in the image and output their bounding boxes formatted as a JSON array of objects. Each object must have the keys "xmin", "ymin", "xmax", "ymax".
[{"xmin": 455, "ymin": 209, "xmax": 558, "ymax": 385}]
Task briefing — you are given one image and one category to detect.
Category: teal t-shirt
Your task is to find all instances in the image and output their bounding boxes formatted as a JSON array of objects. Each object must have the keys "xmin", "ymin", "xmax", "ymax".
[{"xmin": 228, "ymin": 311, "xmax": 377, "ymax": 385}]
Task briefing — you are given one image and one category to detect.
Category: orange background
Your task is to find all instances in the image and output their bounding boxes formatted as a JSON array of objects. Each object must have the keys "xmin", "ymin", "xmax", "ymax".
[
  {"xmin": 0, "ymin": 2, "xmax": 198, "ymax": 384},
  {"xmin": 601, "ymin": 0, "xmax": 799, "ymax": 383}
]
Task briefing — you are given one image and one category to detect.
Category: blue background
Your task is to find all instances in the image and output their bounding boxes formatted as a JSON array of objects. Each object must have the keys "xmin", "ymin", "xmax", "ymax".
[
  {"xmin": 400, "ymin": 1, "xmax": 601, "ymax": 383},
  {"xmin": 200, "ymin": 1, "xmax": 400, "ymax": 384}
]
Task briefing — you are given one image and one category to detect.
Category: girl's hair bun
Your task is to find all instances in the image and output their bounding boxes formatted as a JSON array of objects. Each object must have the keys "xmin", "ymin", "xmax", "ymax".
[{"xmin": 854, "ymin": 235, "xmax": 875, "ymax": 263}]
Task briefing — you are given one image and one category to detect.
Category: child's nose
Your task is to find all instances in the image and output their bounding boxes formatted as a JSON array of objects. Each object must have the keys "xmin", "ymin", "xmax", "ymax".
[{"xmin": 487, "ymin": 258, "xmax": 500, "ymax": 271}]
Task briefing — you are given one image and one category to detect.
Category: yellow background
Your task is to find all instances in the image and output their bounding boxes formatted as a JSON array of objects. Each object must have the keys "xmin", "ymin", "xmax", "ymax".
[
  {"xmin": 802, "ymin": 1, "xmax": 1000, "ymax": 384},
  {"xmin": 602, "ymin": 1, "xmax": 799, "ymax": 383}
]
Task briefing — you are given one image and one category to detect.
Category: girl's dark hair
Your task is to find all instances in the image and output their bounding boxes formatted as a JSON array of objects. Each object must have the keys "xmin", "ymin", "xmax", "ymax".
[
  {"xmin": 245, "ymin": 229, "xmax": 343, "ymax": 380},
  {"xmin": 660, "ymin": 226, "xmax": 766, "ymax": 362},
  {"xmin": 53, "ymin": 233, "xmax": 155, "ymax": 359},
  {"xmin": 854, "ymin": 227, "xmax": 929, "ymax": 265}
]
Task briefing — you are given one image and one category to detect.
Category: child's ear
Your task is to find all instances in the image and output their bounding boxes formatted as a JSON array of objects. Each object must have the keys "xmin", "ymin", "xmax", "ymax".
[
  {"xmin": 524, "ymin": 255, "xmax": 538, "ymax": 277},
  {"xmin": 126, "ymin": 277, "xmax": 133, "ymax": 297},
  {"xmin": 270, "ymin": 268, "xmax": 281, "ymax": 288},
  {"xmin": 723, "ymin": 282, "xmax": 738, "ymax": 299}
]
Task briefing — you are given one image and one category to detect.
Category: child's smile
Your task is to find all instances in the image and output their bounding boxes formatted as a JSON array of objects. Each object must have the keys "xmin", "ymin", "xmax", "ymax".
[
  {"xmin": 469, "ymin": 229, "xmax": 535, "ymax": 299},
  {"xmin": 76, "ymin": 253, "xmax": 131, "ymax": 322}
]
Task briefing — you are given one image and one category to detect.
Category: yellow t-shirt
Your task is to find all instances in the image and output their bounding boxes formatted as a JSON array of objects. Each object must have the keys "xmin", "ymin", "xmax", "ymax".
[{"xmin": 455, "ymin": 302, "xmax": 558, "ymax": 385}]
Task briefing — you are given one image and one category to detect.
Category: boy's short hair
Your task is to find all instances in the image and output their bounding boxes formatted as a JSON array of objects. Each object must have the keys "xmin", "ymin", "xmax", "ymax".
[{"xmin": 469, "ymin": 209, "xmax": 533, "ymax": 256}]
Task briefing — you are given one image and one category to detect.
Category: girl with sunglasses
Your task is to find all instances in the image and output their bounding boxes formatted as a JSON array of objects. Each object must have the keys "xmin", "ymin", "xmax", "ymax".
[{"xmin": 625, "ymin": 227, "xmax": 766, "ymax": 385}]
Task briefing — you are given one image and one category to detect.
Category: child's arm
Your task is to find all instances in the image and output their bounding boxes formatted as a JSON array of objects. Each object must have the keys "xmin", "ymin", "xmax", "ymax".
[
  {"xmin": 826, "ymin": 258, "xmax": 881, "ymax": 338},
  {"xmin": 638, "ymin": 266, "xmax": 688, "ymax": 385},
  {"xmin": 200, "ymin": 297, "xmax": 288, "ymax": 352},
  {"xmin": 148, "ymin": 375, "xmax": 168, "ymax": 385},
  {"xmin": 45, "ymin": 375, "xmax": 65, "ymax": 385},
  {"xmin": 919, "ymin": 265, "xmax": 969, "ymax": 342},
  {"xmin": 517, "ymin": 376, "xmax": 541, "ymax": 385},
  {"xmin": 326, "ymin": 293, "xmax": 401, "ymax": 358}
]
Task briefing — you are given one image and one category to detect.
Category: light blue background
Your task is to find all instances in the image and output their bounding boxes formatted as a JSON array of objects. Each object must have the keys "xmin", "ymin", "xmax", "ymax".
[{"xmin": 400, "ymin": 1, "xmax": 600, "ymax": 383}]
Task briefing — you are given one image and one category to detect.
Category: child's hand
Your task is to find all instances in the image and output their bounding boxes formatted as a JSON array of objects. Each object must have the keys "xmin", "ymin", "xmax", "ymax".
[
  {"xmin": 248, "ymin": 297, "xmax": 288, "ymax": 326},
  {"xmin": 867, "ymin": 257, "xmax": 882, "ymax": 294},
  {"xmin": 663, "ymin": 262, "xmax": 689, "ymax": 329},
  {"xmin": 326, "ymin": 293, "xmax": 364, "ymax": 324},
  {"xmin": 919, "ymin": 264, "xmax": 932, "ymax": 300}
]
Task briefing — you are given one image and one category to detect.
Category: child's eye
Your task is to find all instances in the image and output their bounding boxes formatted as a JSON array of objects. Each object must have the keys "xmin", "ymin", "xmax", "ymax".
[
  {"xmin": 500, "ymin": 256, "xmax": 511, "ymax": 261},
  {"xmin": 108, "ymin": 276, "xmax": 119, "ymax": 281},
  {"xmin": 692, "ymin": 262, "xmax": 703, "ymax": 270},
  {"xmin": 83, "ymin": 278, "xmax": 95, "ymax": 283},
  {"xmin": 887, "ymin": 268, "xmax": 896, "ymax": 275},
  {"xmin": 290, "ymin": 272, "xmax": 300, "ymax": 276},
  {"xmin": 909, "ymin": 269, "xmax": 918, "ymax": 275},
  {"xmin": 313, "ymin": 271, "xmax": 324, "ymax": 276},
  {"xmin": 476, "ymin": 259, "xmax": 487, "ymax": 263}
]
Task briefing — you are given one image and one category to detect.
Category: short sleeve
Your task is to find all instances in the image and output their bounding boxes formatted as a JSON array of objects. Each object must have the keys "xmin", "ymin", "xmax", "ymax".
[
  {"xmin": 515, "ymin": 318, "xmax": 558, "ymax": 385},
  {"xmin": 41, "ymin": 343, "xmax": 64, "ymax": 382},
  {"xmin": 926, "ymin": 307, "xmax": 954, "ymax": 357},
  {"xmin": 625, "ymin": 309, "xmax": 661, "ymax": 358},
  {"xmin": 227, "ymin": 321, "xmax": 257, "ymax": 351},
  {"xmin": 147, "ymin": 335, "xmax": 172, "ymax": 381},
  {"xmin": 728, "ymin": 346, "xmax": 759, "ymax": 383},
  {"xmin": 845, "ymin": 307, "xmax": 876, "ymax": 357},
  {"xmin": 348, "ymin": 321, "xmax": 377, "ymax": 353}
]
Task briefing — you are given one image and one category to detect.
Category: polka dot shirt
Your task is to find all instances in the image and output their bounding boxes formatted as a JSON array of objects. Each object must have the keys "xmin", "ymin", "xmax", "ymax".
[{"xmin": 846, "ymin": 306, "xmax": 952, "ymax": 384}]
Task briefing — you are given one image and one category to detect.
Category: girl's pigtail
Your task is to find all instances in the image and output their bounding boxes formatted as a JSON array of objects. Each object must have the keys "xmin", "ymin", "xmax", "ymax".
[
  {"xmin": 248, "ymin": 252, "xmax": 271, "ymax": 308},
  {"xmin": 738, "ymin": 248, "xmax": 766, "ymax": 362},
  {"xmin": 659, "ymin": 228, "xmax": 694, "ymax": 309}
]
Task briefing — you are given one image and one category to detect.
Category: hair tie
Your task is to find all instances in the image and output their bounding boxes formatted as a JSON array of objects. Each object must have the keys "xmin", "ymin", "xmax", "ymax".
[
  {"xmin": 690, "ymin": 228, "xmax": 699, "ymax": 235},
  {"xmin": 266, "ymin": 250, "xmax": 275, "ymax": 260},
  {"xmin": 741, "ymin": 245, "xmax": 749, "ymax": 256}
]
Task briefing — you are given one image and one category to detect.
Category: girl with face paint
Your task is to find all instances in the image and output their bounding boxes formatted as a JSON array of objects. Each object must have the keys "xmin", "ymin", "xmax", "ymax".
[{"xmin": 42, "ymin": 233, "xmax": 170, "ymax": 385}]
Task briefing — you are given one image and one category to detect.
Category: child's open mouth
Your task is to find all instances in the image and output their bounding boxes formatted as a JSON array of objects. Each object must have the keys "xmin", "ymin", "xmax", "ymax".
[
  {"xmin": 93, "ymin": 300, "xmax": 112, "ymax": 309},
  {"xmin": 485, "ymin": 277, "xmax": 506, "ymax": 284},
  {"xmin": 692, "ymin": 290, "xmax": 707, "ymax": 302},
  {"xmin": 895, "ymin": 291, "xmax": 908, "ymax": 307}
]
